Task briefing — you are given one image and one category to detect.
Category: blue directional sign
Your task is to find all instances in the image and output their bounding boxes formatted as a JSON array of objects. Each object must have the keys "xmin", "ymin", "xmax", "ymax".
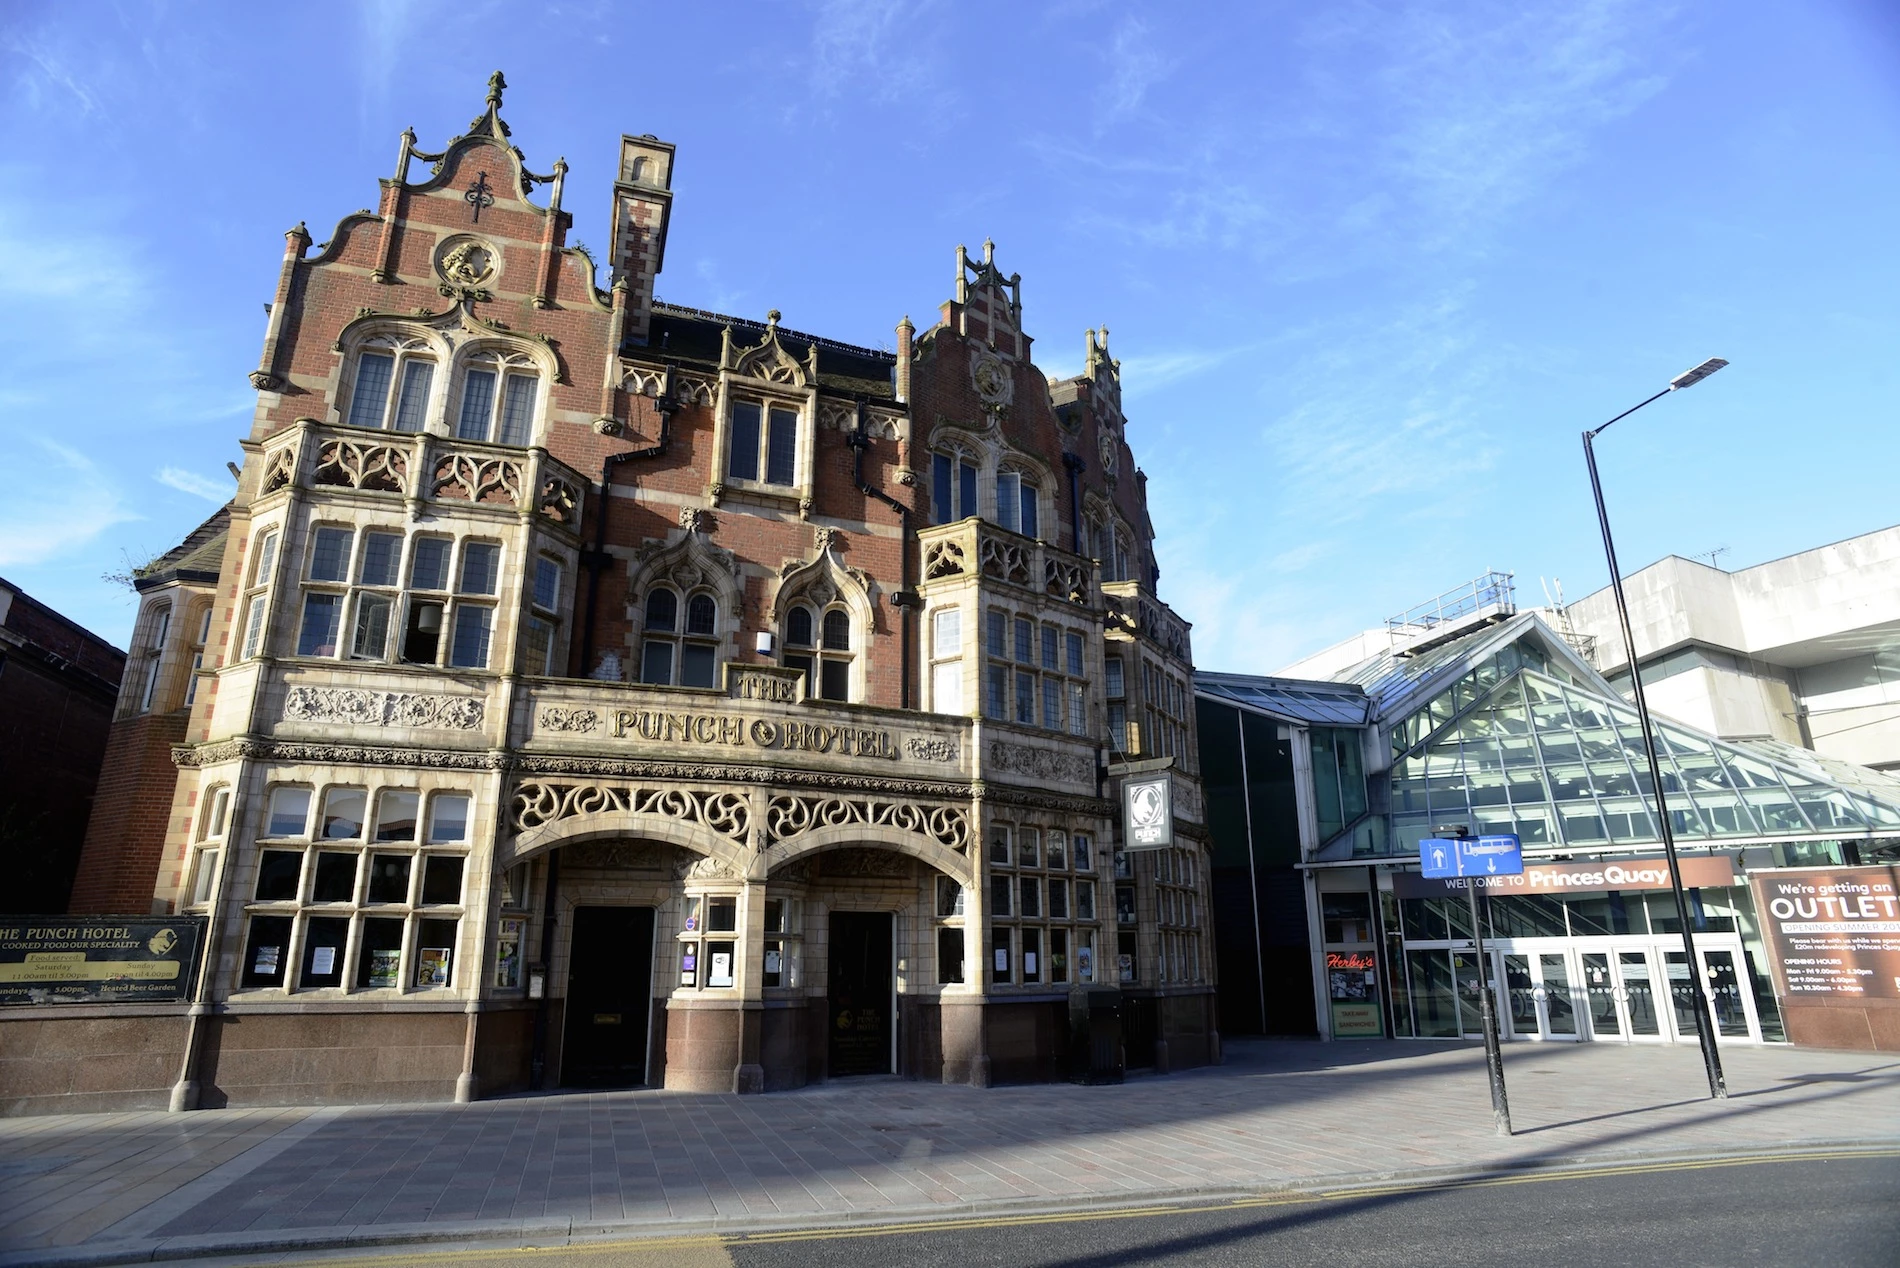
[{"xmin": 1418, "ymin": 834, "xmax": 1524, "ymax": 879}]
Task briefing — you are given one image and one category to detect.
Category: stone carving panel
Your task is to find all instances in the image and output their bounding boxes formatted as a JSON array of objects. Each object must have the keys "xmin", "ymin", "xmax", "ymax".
[
  {"xmin": 433, "ymin": 451, "xmax": 523, "ymax": 505},
  {"xmin": 260, "ymin": 443, "xmax": 297, "ymax": 494},
  {"xmin": 511, "ymin": 781, "xmax": 751, "ymax": 844},
  {"xmin": 538, "ymin": 706, "xmax": 602, "ymax": 734},
  {"xmin": 539, "ymin": 475, "xmax": 581, "ymax": 529},
  {"xmin": 905, "ymin": 737, "xmax": 958, "ymax": 763},
  {"xmin": 820, "ymin": 848, "xmax": 915, "ymax": 878},
  {"xmin": 987, "ymin": 741, "xmax": 1093, "ymax": 786},
  {"xmin": 766, "ymin": 793, "xmax": 969, "ymax": 853},
  {"xmin": 979, "ymin": 534, "xmax": 1032, "ymax": 587},
  {"xmin": 924, "ymin": 538, "xmax": 967, "ymax": 580},
  {"xmin": 565, "ymin": 842, "xmax": 670, "ymax": 870},
  {"xmin": 282, "ymin": 685, "xmax": 484, "ymax": 730},
  {"xmin": 314, "ymin": 439, "xmax": 407, "ymax": 493},
  {"xmin": 1045, "ymin": 556, "xmax": 1089, "ymax": 605}
]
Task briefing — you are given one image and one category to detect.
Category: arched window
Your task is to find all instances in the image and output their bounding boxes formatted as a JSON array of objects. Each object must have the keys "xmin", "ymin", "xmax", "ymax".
[
  {"xmin": 822, "ymin": 609, "xmax": 850, "ymax": 651},
  {"xmin": 133, "ymin": 601, "xmax": 173, "ymax": 714},
  {"xmin": 455, "ymin": 350, "xmax": 540, "ymax": 446},
  {"xmin": 641, "ymin": 587, "xmax": 718, "ymax": 687},
  {"xmin": 346, "ymin": 342, "xmax": 436, "ymax": 433},
  {"xmin": 781, "ymin": 604, "xmax": 853, "ymax": 701},
  {"xmin": 995, "ymin": 470, "xmax": 1040, "ymax": 538},
  {"xmin": 786, "ymin": 606, "xmax": 814, "ymax": 649},
  {"xmin": 932, "ymin": 449, "xmax": 978, "ymax": 525}
]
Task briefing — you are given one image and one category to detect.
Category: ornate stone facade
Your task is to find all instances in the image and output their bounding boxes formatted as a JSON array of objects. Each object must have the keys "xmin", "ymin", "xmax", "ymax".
[{"xmin": 52, "ymin": 74, "xmax": 1213, "ymax": 1117}]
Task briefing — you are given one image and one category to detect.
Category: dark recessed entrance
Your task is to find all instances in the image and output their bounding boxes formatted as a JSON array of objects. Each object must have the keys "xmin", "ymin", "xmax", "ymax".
[
  {"xmin": 827, "ymin": 911, "xmax": 894, "ymax": 1077},
  {"xmin": 560, "ymin": 905, "xmax": 655, "ymax": 1088}
]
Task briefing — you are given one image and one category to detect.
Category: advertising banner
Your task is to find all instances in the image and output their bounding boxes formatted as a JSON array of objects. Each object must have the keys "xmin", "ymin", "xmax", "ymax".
[
  {"xmin": 1749, "ymin": 865, "xmax": 1900, "ymax": 1001},
  {"xmin": 1122, "ymin": 774, "xmax": 1173, "ymax": 851},
  {"xmin": 0, "ymin": 916, "xmax": 205, "ymax": 1005},
  {"xmin": 1326, "ymin": 950, "xmax": 1383, "ymax": 1037},
  {"xmin": 1392, "ymin": 854, "xmax": 1735, "ymax": 900}
]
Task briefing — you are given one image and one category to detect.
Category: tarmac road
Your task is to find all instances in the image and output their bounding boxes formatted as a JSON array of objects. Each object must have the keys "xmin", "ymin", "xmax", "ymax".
[{"xmin": 208, "ymin": 1151, "xmax": 1900, "ymax": 1268}]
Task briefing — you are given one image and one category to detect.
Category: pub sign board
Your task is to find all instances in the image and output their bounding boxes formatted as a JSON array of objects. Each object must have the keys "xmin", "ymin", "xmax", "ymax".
[
  {"xmin": 1749, "ymin": 864, "xmax": 1900, "ymax": 1002},
  {"xmin": 0, "ymin": 916, "xmax": 206, "ymax": 1005},
  {"xmin": 1122, "ymin": 774, "xmax": 1172, "ymax": 851}
]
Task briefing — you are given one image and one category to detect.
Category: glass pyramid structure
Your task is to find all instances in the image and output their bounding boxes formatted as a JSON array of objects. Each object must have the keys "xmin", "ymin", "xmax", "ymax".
[{"xmin": 1346, "ymin": 616, "xmax": 1900, "ymax": 858}]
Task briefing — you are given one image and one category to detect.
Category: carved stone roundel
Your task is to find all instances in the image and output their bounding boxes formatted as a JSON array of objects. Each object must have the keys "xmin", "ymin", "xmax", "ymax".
[{"xmin": 436, "ymin": 236, "xmax": 499, "ymax": 288}]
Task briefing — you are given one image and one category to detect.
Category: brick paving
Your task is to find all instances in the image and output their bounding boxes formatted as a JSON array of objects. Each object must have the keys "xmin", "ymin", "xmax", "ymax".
[{"xmin": 1, "ymin": 1040, "xmax": 1897, "ymax": 1264}]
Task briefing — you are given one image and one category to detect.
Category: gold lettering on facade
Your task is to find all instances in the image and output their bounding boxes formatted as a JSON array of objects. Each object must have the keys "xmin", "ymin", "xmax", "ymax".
[{"xmin": 587, "ymin": 705, "xmax": 913, "ymax": 760}]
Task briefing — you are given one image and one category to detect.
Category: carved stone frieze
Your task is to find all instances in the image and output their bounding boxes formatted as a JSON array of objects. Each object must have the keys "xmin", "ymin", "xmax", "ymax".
[
  {"xmin": 537, "ymin": 706, "xmax": 601, "ymax": 734},
  {"xmin": 986, "ymin": 741, "xmax": 1094, "ymax": 786},
  {"xmin": 765, "ymin": 793, "xmax": 969, "ymax": 853},
  {"xmin": 905, "ymin": 736, "xmax": 958, "ymax": 763},
  {"xmin": 174, "ymin": 737, "xmax": 506, "ymax": 771},
  {"xmin": 283, "ymin": 685, "xmax": 485, "ymax": 731},
  {"xmin": 314, "ymin": 439, "xmax": 407, "ymax": 494},
  {"xmin": 511, "ymin": 781, "xmax": 752, "ymax": 843},
  {"xmin": 433, "ymin": 451, "xmax": 523, "ymax": 506},
  {"xmin": 679, "ymin": 854, "xmax": 737, "ymax": 880}
]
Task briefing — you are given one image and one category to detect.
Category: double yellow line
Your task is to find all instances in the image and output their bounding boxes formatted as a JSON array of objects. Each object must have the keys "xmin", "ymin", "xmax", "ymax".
[{"xmin": 259, "ymin": 1147, "xmax": 1900, "ymax": 1264}]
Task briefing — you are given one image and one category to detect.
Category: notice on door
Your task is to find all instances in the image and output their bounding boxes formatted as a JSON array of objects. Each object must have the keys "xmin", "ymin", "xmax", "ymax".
[{"xmin": 1750, "ymin": 865, "xmax": 1900, "ymax": 1000}]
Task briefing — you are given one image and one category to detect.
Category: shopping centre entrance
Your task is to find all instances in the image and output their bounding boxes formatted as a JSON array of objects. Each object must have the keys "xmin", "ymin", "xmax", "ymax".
[{"xmin": 1409, "ymin": 932, "xmax": 1761, "ymax": 1043}]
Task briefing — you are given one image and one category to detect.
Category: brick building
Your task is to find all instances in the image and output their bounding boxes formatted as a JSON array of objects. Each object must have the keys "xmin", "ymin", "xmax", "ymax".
[
  {"xmin": 35, "ymin": 74, "xmax": 1211, "ymax": 1110},
  {"xmin": 0, "ymin": 579, "xmax": 125, "ymax": 914}
]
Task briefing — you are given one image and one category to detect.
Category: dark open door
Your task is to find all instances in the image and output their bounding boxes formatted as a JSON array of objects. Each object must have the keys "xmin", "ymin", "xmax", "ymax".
[
  {"xmin": 560, "ymin": 906, "xmax": 655, "ymax": 1088},
  {"xmin": 827, "ymin": 911, "xmax": 893, "ymax": 1076}
]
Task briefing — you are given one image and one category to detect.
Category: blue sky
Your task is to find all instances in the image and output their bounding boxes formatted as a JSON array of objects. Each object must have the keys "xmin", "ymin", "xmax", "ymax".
[{"xmin": 3, "ymin": 1, "xmax": 1897, "ymax": 674}]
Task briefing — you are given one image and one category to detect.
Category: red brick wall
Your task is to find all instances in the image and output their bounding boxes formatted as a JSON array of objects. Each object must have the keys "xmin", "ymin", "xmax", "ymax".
[{"xmin": 66, "ymin": 711, "xmax": 188, "ymax": 915}]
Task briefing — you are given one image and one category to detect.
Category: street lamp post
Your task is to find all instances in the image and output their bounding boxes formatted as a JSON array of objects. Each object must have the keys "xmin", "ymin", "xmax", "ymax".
[{"xmin": 1581, "ymin": 356, "xmax": 1730, "ymax": 1100}]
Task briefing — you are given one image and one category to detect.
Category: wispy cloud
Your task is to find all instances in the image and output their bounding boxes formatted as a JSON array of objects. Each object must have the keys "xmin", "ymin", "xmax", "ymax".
[
  {"xmin": 805, "ymin": 0, "xmax": 943, "ymax": 107},
  {"xmin": 0, "ymin": 440, "xmax": 137, "ymax": 568},
  {"xmin": 1096, "ymin": 17, "xmax": 1175, "ymax": 124},
  {"xmin": 2, "ymin": 30, "xmax": 106, "ymax": 117},
  {"xmin": 157, "ymin": 467, "xmax": 232, "ymax": 503}
]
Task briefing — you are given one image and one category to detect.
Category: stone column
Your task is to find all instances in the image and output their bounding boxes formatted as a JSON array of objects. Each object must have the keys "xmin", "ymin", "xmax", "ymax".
[{"xmin": 732, "ymin": 876, "xmax": 767, "ymax": 1093}]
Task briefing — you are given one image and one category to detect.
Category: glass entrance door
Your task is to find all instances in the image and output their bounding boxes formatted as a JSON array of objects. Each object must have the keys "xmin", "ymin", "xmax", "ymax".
[{"xmin": 1502, "ymin": 949, "xmax": 1581, "ymax": 1040}]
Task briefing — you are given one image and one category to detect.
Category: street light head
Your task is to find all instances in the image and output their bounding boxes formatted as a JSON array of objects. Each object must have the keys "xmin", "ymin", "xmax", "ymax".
[{"xmin": 1669, "ymin": 357, "xmax": 1729, "ymax": 391}]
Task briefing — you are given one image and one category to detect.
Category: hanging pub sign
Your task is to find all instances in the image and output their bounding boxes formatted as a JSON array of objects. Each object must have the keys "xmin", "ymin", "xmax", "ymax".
[
  {"xmin": 1122, "ymin": 774, "xmax": 1173, "ymax": 851},
  {"xmin": 0, "ymin": 916, "xmax": 206, "ymax": 1005}
]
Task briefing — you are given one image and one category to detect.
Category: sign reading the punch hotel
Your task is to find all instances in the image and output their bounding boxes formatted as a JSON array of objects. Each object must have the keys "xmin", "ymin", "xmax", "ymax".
[
  {"xmin": 0, "ymin": 917, "xmax": 206, "ymax": 1005},
  {"xmin": 1751, "ymin": 864, "xmax": 1900, "ymax": 1001}
]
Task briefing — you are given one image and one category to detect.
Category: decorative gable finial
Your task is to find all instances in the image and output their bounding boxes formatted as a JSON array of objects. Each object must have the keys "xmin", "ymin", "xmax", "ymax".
[{"xmin": 487, "ymin": 70, "xmax": 507, "ymax": 110}]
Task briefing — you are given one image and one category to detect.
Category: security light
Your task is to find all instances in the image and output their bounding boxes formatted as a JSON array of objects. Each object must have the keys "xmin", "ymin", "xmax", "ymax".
[{"xmin": 1669, "ymin": 358, "xmax": 1728, "ymax": 391}]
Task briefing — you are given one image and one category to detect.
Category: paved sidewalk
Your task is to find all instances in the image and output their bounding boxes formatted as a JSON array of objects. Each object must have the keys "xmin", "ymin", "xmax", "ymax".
[{"xmin": 2, "ymin": 1040, "xmax": 1897, "ymax": 1265}]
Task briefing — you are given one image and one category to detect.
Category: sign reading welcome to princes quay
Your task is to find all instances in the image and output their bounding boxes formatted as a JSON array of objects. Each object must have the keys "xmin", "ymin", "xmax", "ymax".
[
  {"xmin": 1419, "ymin": 834, "xmax": 1523, "ymax": 880},
  {"xmin": 1122, "ymin": 775, "xmax": 1173, "ymax": 851},
  {"xmin": 1749, "ymin": 864, "xmax": 1900, "ymax": 1001},
  {"xmin": 0, "ymin": 917, "xmax": 205, "ymax": 1005},
  {"xmin": 1392, "ymin": 854, "xmax": 1736, "ymax": 900}
]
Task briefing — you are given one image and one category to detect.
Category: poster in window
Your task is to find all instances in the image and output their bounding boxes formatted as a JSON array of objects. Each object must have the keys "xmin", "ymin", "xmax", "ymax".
[
  {"xmin": 369, "ymin": 949, "xmax": 401, "ymax": 989},
  {"xmin": 253, "ymin": 944, "xmax": 281, "ymax": 978},
  {"xmin": 311, "ymin": 946, "xmax": 336, "ymax": 977},
  {"xmin": 764, "ymin": 948, "xmax": 782, "ymax": 975},
  {"xmin": 1327, "ymin": 951, "xmax": 1383, "ymax": 1036},
  {"xmin": 680, "ymin": 949, "xmax": 697, "ymax": 986},
  {"xmin": 494, "ymin": 917, "xmax": 524, "ymax": 989},
  {"xmin": 1077, "ymin": 945, "xmax": 1093, "ymax": 981},
  {"xmin": 416, "ymin": 947, "xmax": 451, "ymax": 988},
  {"xmin": 708, "ymin": 949, "xmax": 734, "ymax": 987}
]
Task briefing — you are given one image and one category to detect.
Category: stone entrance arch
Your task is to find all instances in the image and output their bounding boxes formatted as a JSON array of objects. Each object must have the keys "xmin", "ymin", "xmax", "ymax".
[{"xmin": 757, "ymin": 791, "xmax": 972, "ymax": 884}]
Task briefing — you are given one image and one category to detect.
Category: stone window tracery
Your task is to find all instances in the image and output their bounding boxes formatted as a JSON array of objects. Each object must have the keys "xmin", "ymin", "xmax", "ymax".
[{"xmin": 241, "ymin": 781, "xmax": 471, "ymax": 995}]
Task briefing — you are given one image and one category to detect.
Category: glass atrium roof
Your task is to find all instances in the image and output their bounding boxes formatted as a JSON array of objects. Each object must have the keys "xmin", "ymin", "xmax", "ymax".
[
  {"xmin": 1382, "ymin": 644, "xmax": 1900, "ymax": 856},
  {"xmin": 1194, "ymin": 673, "xmax": 1370, "ymax": 726}
]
